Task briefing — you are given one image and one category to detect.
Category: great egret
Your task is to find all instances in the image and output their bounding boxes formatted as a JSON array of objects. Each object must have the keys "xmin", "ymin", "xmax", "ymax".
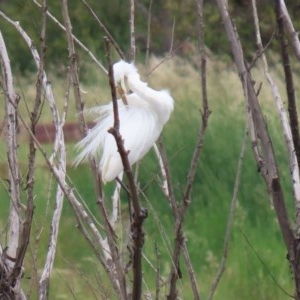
[{"xmin": 75, "ymin": 60, "xmax": 174, "ymax": 183}]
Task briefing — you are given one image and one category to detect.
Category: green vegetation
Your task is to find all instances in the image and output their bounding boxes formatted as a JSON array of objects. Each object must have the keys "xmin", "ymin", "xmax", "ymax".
[
  {"xmin": 0, "ymin": 54, "xmax": 297, "ymax": 298},
  {"xmin": 1, "ymin": 1, "xmax": 300, "ymax": 74}
]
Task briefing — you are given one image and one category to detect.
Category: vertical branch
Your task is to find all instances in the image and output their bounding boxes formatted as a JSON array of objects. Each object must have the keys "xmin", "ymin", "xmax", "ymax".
[
  {"xmin": 0, "ymin": 30, "xmax": 23, "ymax": 298},
  {"xmin": 10, "ymin": 0, "xmax": 48, "ymax": 293},
  {"xmin": 0, "ymin": 30, "xmax": 21, "ymax": 262},
  {"xmin": 215, "ymin": 0, "xmax": 300, "ymax": 297},
  {"xmin": 61, "ymin": 2, "xmax": 127, "ymax": 299},
  {"xmin": 36, "ymin": 1, "xmax": 67, "ymax": 296},
  {"xmin": 105, "ymin": 38, "xmax": 147, "ymax": 300},
  {"xmin": 277, "ymin": 0, "xmax": 300, "ymax": 61},
  {"xmin": 215, "ymin": 0, "xmax": 294, "ymax": 253},
  {"xmin": 275, "ymin": 0, "xmax": 300, "ymax": 230},
  {"xmin": 129, "ymin": 0, "xmax": 136, "ymax": 61},
  {"xmin": 145, "ymin": 0, "xmax": 153, "ymax": 69},
  {"xmin": 167, "ymin": 0, "xmax": 210, "ymax": 298},
  {"xmin": 208, "ymin": 123, "xmax": 248, "ymax": 299}
]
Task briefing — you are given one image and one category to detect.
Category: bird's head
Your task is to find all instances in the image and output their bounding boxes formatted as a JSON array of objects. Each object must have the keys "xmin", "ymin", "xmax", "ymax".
[{"xmin": 113, "ymin": 60, "xmax": 137, "ymax": 94}]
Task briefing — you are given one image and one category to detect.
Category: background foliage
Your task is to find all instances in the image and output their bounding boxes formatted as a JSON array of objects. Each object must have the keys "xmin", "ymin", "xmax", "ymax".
[{"xmin": 1, "ymin": 0, "xmax": 300, "ymax": 73}]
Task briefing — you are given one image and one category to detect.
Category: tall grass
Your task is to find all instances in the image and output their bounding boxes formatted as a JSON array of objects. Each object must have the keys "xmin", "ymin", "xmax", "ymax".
[{"xmin": 0, "ymin": 55, "xmax": 298, "ymax": 299}]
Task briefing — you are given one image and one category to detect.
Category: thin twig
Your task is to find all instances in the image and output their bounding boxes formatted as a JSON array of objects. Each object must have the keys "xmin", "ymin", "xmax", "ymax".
[
  {"xmin": 274, "ymin": 0, "xmax": 300, "ymax": 233},
  {"xmin": 130, "ymin": 0, "xmax": 136, "ymax": 61},
  {"xmin": 62, "ymin": 3, "xmax": 127, "ymax": 299},
  {"xmin": 80, "ymin": 0, "xmax": 125, "ymax": 59},
  {"xmin": 145, "ymin": 0, "xmax": 153, "ymax": 69},
  {"xmin": 31, "ymin": 0, "xmax": 107, "ymax": 74},
  {"xmin": 167, "ymin": 0, "xmax": 210, "ymax": 297},
  {"xmin": 208, "ymin": 123, "xmax": 248, "ymax": 300}
]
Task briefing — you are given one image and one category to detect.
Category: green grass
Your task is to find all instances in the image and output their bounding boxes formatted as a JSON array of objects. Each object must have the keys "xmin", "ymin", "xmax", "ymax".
[{"xmin": 0, "ymin": 55, "xmax": 298, "ymax": 299}]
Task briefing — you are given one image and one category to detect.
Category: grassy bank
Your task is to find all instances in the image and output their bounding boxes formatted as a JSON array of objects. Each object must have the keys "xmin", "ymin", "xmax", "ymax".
[{"xmin": 0, "ymin": 55, "xmax": 298, "ymax": 299}]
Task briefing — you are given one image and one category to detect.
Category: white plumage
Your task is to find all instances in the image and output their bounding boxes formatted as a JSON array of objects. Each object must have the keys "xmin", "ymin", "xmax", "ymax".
[{"xmin": 74, "ymin": 60, "xmax": 174, "ymax": 183}]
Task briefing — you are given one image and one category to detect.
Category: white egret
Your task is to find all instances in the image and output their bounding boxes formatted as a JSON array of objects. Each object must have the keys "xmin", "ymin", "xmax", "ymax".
[{"xmin": 75, "ymin": 60, "xmax": 174, "ymax": 183}]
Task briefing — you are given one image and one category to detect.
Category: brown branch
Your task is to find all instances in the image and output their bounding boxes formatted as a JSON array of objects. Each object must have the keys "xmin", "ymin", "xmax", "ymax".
[
  {"xmin": 18, "ymin": 111, "xmax": 124, "ymax": 298},
  {"xmin": 216, "ymin": 0, "xmax": 300, "ymax": 297},
  {"xmin": 168, "ymin": 1, "xmax": 210, "ymax": 298},
  {"xmin": 208, "ymin": 124, "xmax": 248, "ymax": 299},
  {"xmin": 12, "ymin": 0, "xmax": 48, "ymax": 289},
  {"xmin": 276, "ymin": 1, "xmax": 300, "ymax": 216},
  {"xmin": 145, "ymin": 0, "xmax": 153, "ymax": 69},
  {"xmin": 105, "ymin": 38, "xmax": 146, "ymax": 300},
  {"xmin": 61, "ymin": 3, "xmax": 127, "ymax": 299},
  {"xmin": 32, "ymin": 1, "xmax": 107, "ymax": 74}
]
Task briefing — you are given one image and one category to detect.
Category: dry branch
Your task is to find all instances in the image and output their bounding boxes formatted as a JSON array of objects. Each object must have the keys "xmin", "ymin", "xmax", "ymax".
[
  {"xmin": 277, "ymin": 0, "xmax": 300, "ymax": 61},
  {"xmin": 130, "ymin": 0, "xmax": 136, "ymax": 61},
  {"xmin": 105, "ymin": 38, "xmax": 146, "ymax": 300},
  {"xmin": 167, "ymin": 1, "xmax": 210, "ymax": 298},
  {"xmin": 80, "ymin": 0, "xmax": 125, "ymax": 59},
  {"xmin": 216, "ymin": 0, "xmax": 300, "ymax": 298},
  {"xmin": 208, "ymin": 123, "xmax": 248, "ymax": 299},
  {"xmin": 61, "ymin": 2, "xmax": 127, "ymax": 299},
  {"xmin": 274, "ymin": 0, "xmax": 300, "ymax": 232},
  {"xmin": 32, "ymin": 0, "xmax": 107, "ymax": 74},
  {"xmin": 0, "ymin": 29, "xmax": 25, "ymax": 300}
]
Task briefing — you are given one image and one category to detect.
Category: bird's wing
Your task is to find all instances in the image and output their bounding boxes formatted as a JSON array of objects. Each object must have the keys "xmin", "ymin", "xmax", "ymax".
[
  {"xmin": 74, "ymin": 94, "xmax": 163, "ymax": 183},
  {"xmin": 73, "ymin": 103, "xmax": 115, "ymax": 166},
  {"xmin": 100, "ymin": 95, "xmax": 163, "ymax": 182}
]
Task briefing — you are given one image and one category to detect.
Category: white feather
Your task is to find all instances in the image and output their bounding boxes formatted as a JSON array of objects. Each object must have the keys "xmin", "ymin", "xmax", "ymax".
[{"xmin": 74, "ymin": 60, "xmax": 174, "ymax": 183}]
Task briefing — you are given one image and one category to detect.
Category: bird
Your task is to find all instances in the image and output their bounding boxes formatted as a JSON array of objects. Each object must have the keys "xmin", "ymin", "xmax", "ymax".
[{"xmin": 74, "ymin": 60, "xmax": 174, "ymax": 184}]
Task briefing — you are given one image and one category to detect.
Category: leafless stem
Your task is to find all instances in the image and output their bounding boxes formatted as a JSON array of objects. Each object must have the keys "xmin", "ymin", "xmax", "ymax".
[
  {"xmin": 277, "ymin": 0, "xmax": 300, "ymax": 61},
  {"xmin": 168, "ymin": 1, "xmax": 210, "ymax": 297},
  {"xmin": 80, "ymin": 0, "xmax": 125, "ymax": 59},
  {"xmin": 26, "ymin": 0, "xmax": 46, "ymax": 297},
  {"xmin": 216, "ymin": 0, "xmax": 300, "ymax": 297},
  {"xmin": 130, "ymin": 0, "xmax": 136, "ymax": 61},
  {"xmin": 274, "ymin": 0, "xmax": 300, "ymax": 232},
  {"xmin": 62, "ymin": 3, "xmax": 127, "ymax": 299},
  {"xmin": 31, "ymin": 0, "xmax": 107, "ymax": 74},
  {"xmin": 0, "ymin": 29, "xmax": 24, "ymax": 300},
  {"xmin": 208, "ymin": 123, "xmax": 248, "ymax": 300},
  {"xmin": 145, "ymin": 0, "xmax": 153, "ymax": 69},
  {"xmin": 105, "ymin": 38, "xmax": 146, "ymax": 300},
  {"xmin": 154, "ymin": 243, "xmax": 161, "ymax": 300}
]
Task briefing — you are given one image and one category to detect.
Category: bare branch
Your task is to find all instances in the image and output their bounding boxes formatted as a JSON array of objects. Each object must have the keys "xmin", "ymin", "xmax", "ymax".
[
  {"xmin": 215, "ymin": 0, "xmax": 300, "ymax": 297},
  {"xmin": 0, "ymin": 29, "xmax": 25, "ymax": 299},
  {"xmin": 145, "ymin": 0, "xmax": 153, "ymax": 69},
  {"xmin": 274, "ymin": 0, "xmax": 300, "ymax": 232},
  {"xmin": 80, "ymin": 0, "xmax": 125, "ymax": 59},
  {"xmin": 168, "ymin": 0, "xmax": 210, "ymax": 297},
  {"xmin": 31, "ymin": 0, "xmax": 107, "ymax": 74},
  {"xmin": 130, "ymin": 0, "xmax": 136, "ymax": 61},
  {"xmin": 105, "ymin": 38, "xmax": 145, "ymax": 300},
  {"xmin": 277, "ymin": 0, "xmax": 300, "ymax": 61},
  {"xmin": 208, "ymin": 123, "xmax": 248, "ymax": 299},
  {"xmin": 62, "ymin": 3, "xmax": 127, "ymax": 299}
]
